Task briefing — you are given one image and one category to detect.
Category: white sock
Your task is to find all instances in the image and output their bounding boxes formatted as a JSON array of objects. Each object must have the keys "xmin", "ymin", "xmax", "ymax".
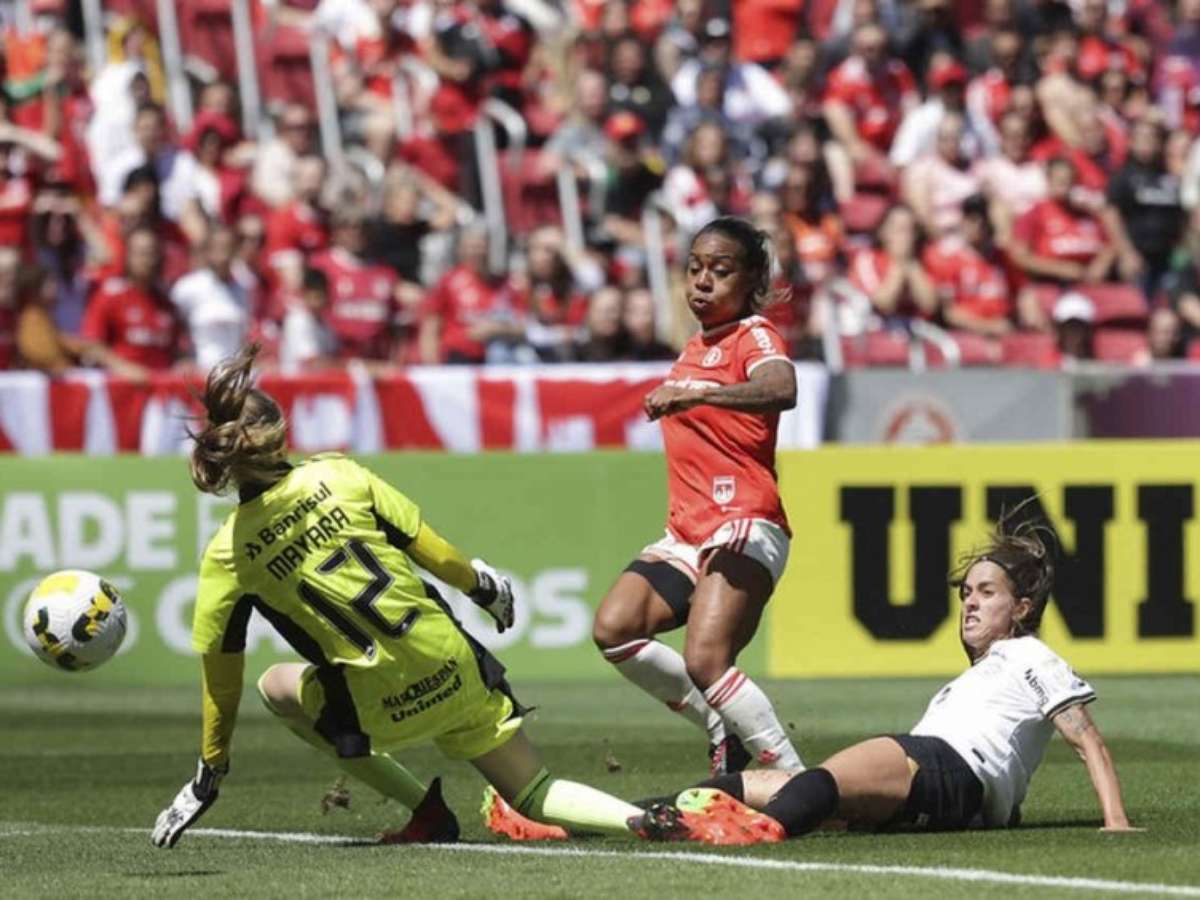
[
  {"xmin": 603, "ymin": 639, "xmax": 724, "ymax": 743},
  {"xmin": 703, "ymin": 666, "xmax": 803, "ymax": 770}
]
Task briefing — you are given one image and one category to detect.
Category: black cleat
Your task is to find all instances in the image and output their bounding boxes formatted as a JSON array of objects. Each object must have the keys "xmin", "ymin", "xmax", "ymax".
[
  {"xmin": 708, "ymin": 735, "xmax": 752, "ymax": 776},
  {"xmin": 378, "ymin": 777, "xmax": 460, "ymax": 844},
  {"xmin": 628, "ymin": 803, "xmax": 690, "ymax": 841}
]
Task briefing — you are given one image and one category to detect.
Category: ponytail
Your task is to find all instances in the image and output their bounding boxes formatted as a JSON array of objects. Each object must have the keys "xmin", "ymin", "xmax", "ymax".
[{"xmin": 188, "ymin": 344, "xmax": 289, "ymax": 495}]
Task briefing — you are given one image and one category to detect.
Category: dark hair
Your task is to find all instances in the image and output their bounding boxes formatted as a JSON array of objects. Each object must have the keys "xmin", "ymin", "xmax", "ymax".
[
  {"xmin": 690, "ymin": 216, "xmax": 778, "ymax": 312},
  {"xmin": 135, "ymin": 101, "xmax": 165, "ymax": 120},
  {"xmin": 952, "ymin": 507, "xmax": 1056, "ymax": 644},
  {"xmin": 301, "ymin": 267, "xmax": 329, "ymax": 294},
  {"xmin": 188, "ymin": 344, "xmax": 289, "ymax": 495},
  {"xmin": 122, "ymin": 164, "xmax": 159, "ymax": 194},
  {"xmin": 961, "ymin": 193, "xmax": 989, "ymax": 221}
]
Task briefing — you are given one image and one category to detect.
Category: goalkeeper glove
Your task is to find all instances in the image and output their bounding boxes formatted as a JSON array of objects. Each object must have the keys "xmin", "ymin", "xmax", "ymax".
[
  {"xmin": 151, "ymin": 758, "xmax": 226, "ymax": 849},
  {"xmin": 469, "ymin": 558, "xmax": 514, "ymax": 633}
]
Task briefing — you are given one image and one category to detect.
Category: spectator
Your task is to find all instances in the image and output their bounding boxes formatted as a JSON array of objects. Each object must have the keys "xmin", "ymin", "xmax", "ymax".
[
  {"xmin": 181, "ymin": 111, "xmax": 246, "ymax": 226},
  {"xmin": 1135, "ymin": 306, "xmax": 1186, "ymax": 364},
  {"xmin": 780, "ymin": 163, "xmax": 843, "ymax": 291},
  {"xmin": 84, "ymin": 57, "xmax": 149, "ymax": 180},
  {"xmin": 510, "ymin": 225, "xmax": 588, "ymax": 363},
  {"xmin": 0, "ymin": 124, "xmax": 57, "ymax": 256},
  {"xmin": 265, "ymin": 154, "xmax": 331, "ymax": 296},
  {"xmin": 848, "ymin": 204, "xmax": 939, "ymax": 321},
  {"xmin": 662, "ymin": 121, "xmax": 749, "ymax": 237},
  {"xmin": 823, "ymin": 23, "xmax": 918, "ymax": 172},
  {"xmin": 1104, "ymin": 116, "xmax": 1186, "ymax": 299},
  {"xmin": 91, "ymin": 165, "xmax": 192, "ymax": 288},
  {"xmin": 542, "ymin": 69, "xmax": 610, "ymax": 168},
  {"xmin": 574, "ymin": 285, "xmax": 627, "ymax": 361},
  {"xmin": 30, "ymin": 178, "xmax": 107, "ymax": 333},
  {"xmin": 1010, "ymin": 158, "xmax": 1116, "ymax": 293},
  {"xmin": 419, "ymin": 226, "xmax": 524, "ymax": 364},
  {"xmin": 765, "ymin": 219, "xmax": 821, "ymax": 358},
  {"xmin": 170, "ymin": 227, "xmax": 254, "ymax": 372},
  {"xmin": 661, "ymin": 65, "xmax": 757, "ymax": 166},
  {"xmin": 622, "ymin": 286, "xmax": 675, "ymax": 360},
  {"xmin": 893, "ymin": 0, "xmax": 963, "ymax": 81},
  {"xmin": 606, "ymin": 32, "xmax": 675, "ymax": 135},
  {"xmin": 14, "ymin": 264, "xmax": 146, "ymax": 379},
  {"xmin": 365, "ymin": 166, "xmax": 459, "ymax": 288},
  {"xmin": 598, "ymin": 111, "xmax": 666, "ymax": 250},
  {"xmin": 670, "ymin": 18, "xmax": 792, "ymax": 128},
  {"xmin": 1052, "ymin": 291, "xmax": 1095, "ymax": 361},
  {"xmin": 98, "ymin": 103, "xmax": 204, "ymax": 242},
  {"xmin": 80, "ymin": 227, "xmax": 182, "ymax": 371},
  {"xmin": 654, "ymin": 0, "xmax": 707, "ymax": 82},
  {"xmin": 901, "ymin": 111, "xmax": 982, "ymax": 238},
  {"xmin": 279, "ymin": 267, "xmax": 339, "ymax": 374},
  {"xmin": 251, "ymin": 106, "xmax": 316, "ymax": 209},
  {"xmin": 890, "ymin": 56, "xmax": 992, "ymax": 168},
  {"xmin": 311, "ymin": 209, "xmax": 405, "ymax": 363},
  {"xmin": 0, "ymin": 248, "xmax": 17, "ymax": 368},
  {"xmin": 731, "ymin": 0, "xmax": 806, "ymax": 69},
  {"xmin": 923, "ymin": 194, "xmax": 1014, "ymax": 337},
  {"xmin": 775, "ymin": 37, "xmax": 825, "ymax": 126},
  {"xmin": 966, "ymin": 26, "xmax": 1030, "ymax": 149},
  {"xmin": 972, "ymin": 111, "xmax": 1049, "ymax": 245},
  {"xmin": 1165, "ymin": 208, "xmax": 1200, "ymax": 337}
]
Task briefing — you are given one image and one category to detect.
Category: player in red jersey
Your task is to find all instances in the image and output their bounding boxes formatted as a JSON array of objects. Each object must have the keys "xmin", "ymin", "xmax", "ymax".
[{"xmin": 593, "ymin": 217, "xmax": 803, "ymax": 776}]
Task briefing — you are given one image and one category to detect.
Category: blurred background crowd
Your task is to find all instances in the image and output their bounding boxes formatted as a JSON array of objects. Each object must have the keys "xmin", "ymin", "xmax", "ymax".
[{"xmin": 3, "ymin": 0, "xmax": 1200, "ymax": 378}]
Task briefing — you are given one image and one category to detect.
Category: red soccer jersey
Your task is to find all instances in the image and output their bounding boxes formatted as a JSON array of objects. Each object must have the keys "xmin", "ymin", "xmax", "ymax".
[
  {"xmin": 0, "ymin": 174, "xmax": 33, "ymax": 252},
  {"xmin": 266, "ymin": 202, "xmax": 330, "ymax": 271},
  {"xmin": 848, "ymin": 248, "xmax": 934, "ymax": 319},
  {"xmin": 824, "ymin": 56, "xmax": 917, "ymax": 152},
  {"xmin": 422, "ymin": 265, "xmax": 516, "ymax": 362},
  {"xmin": 923, "ymin": 237, "xmax": 1011, "ymax": 321},
  {"xmin": 1013, "ymin": 199, "xmax": 1108, "ymax": 265},
  {"xmin": 81, "ymin": 278, "xmax": 183, "ymax": 369},
  {"xmin": 0, "ymin": 303, "xmax": 14, "ymax": 369},
  {"xmin": 311, "ymin": 248, "xmax": 400, "ymax": 360},
  {"xmin": 660, "ymin": 315, "xmax": 791, "ymax": 545}
]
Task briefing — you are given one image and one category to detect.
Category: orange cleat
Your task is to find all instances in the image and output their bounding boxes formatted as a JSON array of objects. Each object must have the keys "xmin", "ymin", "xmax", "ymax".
[
  {"xmin": 675, "ymin": 788, "xmax": 786, "ymax": 845},
  {"xmin": 481, "ymin": 786, "xmax": 568, "ymax": 841}
]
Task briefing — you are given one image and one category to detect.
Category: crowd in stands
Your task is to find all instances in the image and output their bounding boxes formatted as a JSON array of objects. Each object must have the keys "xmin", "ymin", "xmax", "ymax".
[{"xmin": 4, "ymin": 0, "xmax": 1200, "ymax": 376}]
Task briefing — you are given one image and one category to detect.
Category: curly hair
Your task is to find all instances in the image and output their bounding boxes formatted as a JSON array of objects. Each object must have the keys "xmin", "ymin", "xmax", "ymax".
[
  {"xmin": 188, "ymin": 344, "xmax": 290, "ymax": 495},
  {"xmin": 951, "ymin": 506, "xmax": 1056, "ymax": 640},
  {"xmin": 691, "ymin": 216, "xmax": 787, "ymax": 313}
]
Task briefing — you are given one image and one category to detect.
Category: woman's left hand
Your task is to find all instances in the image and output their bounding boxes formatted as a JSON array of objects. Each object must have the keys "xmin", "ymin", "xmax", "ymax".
[{"xmin": 644, "ymin": 383, "xmax": 703, "ymax": 420}]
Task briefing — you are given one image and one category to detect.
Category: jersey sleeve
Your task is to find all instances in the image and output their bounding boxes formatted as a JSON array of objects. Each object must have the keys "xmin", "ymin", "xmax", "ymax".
[
  {"xmin": 1020, "ymin": 646, "xmax": 1097, "ymax": 718},
  {"xmin": 359, "ymin": 461, "xmax": 424, "ymax": 548},
  {"xmin": 737, "ymin": 320, "xmax": 790, "ymax": 379},
  {"xmin": 191, "ymin": 543, "xmax": 255, "ymax": 654}
]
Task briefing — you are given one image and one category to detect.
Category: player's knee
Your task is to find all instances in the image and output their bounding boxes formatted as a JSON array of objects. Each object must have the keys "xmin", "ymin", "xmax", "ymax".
[
  {"xmin": 257, "ymin": 664, "xmax": 300, "ymax": 717},
  {"xmin": 684, "ymin": 644, "xmax": 732, "ymax": 691},
  {"xmin": 592, "ymin": 603, "xmax": 645, "ymax": 651}
]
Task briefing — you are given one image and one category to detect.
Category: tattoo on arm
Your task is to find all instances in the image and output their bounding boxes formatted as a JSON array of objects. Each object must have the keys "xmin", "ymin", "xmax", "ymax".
[{"xmin": 1055, "ymin": 704, "xmax": 1095, "ymax": 739}]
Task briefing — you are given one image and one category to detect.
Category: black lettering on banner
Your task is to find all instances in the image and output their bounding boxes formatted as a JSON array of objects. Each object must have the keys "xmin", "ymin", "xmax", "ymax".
[
  {"xmin": 1137, "ymin": 485, "xmax": 1195, "ymax": 637},
  {"xmin": 840, "ymin": 486, "xmax": 962, "ymax": 640},
  {"xmin": 986, "ymin": 486, "xmax": 1112, "ymax": 638}
]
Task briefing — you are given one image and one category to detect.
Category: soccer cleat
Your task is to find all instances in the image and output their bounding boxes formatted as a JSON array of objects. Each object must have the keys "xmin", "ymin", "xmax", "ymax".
[
  {"xmin": 628, "ymin": 800, "xmax": 765, "ymax": 845},
  {"xmin": 708, "ymin": 734, "xmax": 752, "ymax": 777},
  {"xmin": 481, "ymin": 786, "xmax": 568, "ymax": 841},
  {"xmin": 627, "ymin": 803, "xmax": 692, "ymax": 841},
  {"xmin": 674, "ymin": 788, "xmax": 786, "ymax": 845},
  {"xmin": 378, "ymin": 777, "xmax": 460, "ymax": 844}
]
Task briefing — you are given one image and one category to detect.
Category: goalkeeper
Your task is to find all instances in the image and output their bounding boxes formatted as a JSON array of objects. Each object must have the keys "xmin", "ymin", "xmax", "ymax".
[{"xmin": 151, "ymin": 346, "xmax": 657, "ymax": 848}]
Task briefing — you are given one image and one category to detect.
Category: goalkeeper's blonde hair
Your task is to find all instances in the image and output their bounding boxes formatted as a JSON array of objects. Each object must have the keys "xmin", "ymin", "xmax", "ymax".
[{"xmin": 189, "ymin": 344, "xmax": 289, "ymax": 495}]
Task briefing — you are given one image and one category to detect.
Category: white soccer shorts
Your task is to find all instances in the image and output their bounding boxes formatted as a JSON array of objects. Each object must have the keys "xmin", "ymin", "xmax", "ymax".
[{"xmin": 640, "ymin": 518, "xmax": 790, "ymax": 586}]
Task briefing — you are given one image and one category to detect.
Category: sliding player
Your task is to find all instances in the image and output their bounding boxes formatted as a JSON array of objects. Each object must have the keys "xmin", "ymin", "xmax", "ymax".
[
  {"xmin": 150, "ymin": 345, "xmax": 677, "ymax": 847},
  {"xmin": 635, "ymin": 521, "xmax": 1138, "ymax": 842},
  {"xmin": 593, "ymin": 217, "xmax": 803, "ymax": 775}
]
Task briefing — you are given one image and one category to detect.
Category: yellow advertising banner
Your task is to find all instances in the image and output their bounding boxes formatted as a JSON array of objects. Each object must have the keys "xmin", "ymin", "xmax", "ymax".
[{"xmin": 770, "ymin": 442, "xmax": 1200, "ymax": 677}]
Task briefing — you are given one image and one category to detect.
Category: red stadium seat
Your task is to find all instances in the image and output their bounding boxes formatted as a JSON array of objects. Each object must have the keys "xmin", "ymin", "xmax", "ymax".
[
  {"xmin": 258, "ymin": 25, "xmax": 315, "ymax": 108},
  {"xmin": 1093, "ymin": 328, "xmax": 1147, "ymax": 363},
  {"xmin": 1031, "ymin": 283, "xmax": 1149, "ymax": 326},
  {"xmin": 840, "ymin": 330, "xmax": 911, "ymax": 367},
  {"xmin": 1001, "ymin": 332, "xmax": 1060, "ymax": 368},
  {"xmin": 181, "ymin": 0, "xmax": 237, "ymax": 81},
  {"xmin": 949, "ymin": 331, "xmax": 1004, "ymax": 366}
]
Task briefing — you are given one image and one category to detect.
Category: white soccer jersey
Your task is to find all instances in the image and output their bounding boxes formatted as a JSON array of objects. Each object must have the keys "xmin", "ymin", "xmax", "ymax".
[{"xmin": 910, "ymin": 636, "xmax": 1095, "ymax": 827}]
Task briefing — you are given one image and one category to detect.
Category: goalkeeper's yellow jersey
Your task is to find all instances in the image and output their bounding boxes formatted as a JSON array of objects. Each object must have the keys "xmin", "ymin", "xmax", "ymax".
[{"xmin": 193, "ymin": 454, "xmax": 447, "ymax": 672}]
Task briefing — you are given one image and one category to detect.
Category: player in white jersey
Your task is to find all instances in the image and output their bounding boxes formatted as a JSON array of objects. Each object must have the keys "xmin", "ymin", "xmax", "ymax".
[{"xmin": 638, "ymin": 519, "xmax": 1138, "ymax": 841}]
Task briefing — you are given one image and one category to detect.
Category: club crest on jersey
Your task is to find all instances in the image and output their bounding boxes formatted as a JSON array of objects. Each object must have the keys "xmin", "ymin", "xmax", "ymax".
[
  {"xmin": 712, "ymin": 476, "xmax": 736, "ymax": 505},
  {"xmin": 701, "ymin": 346, "xmax": 723, "ymax": 367}
]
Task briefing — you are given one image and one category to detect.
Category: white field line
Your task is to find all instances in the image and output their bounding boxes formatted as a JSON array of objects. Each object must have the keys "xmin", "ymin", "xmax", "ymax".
[{"xmin": 2, "ymin": 823, "xmax": 1198, "ymax": 898}]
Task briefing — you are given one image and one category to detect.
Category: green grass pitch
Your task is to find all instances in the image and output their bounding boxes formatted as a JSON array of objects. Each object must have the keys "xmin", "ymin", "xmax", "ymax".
[{"xmin": 2, "ymin": 676, "xmax": 1198, "ymax": 898}]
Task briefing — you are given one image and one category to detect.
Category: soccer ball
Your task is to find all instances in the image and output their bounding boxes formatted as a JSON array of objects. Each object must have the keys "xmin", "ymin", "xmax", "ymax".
[{"xmin": 22, "ymin": 570, "xmax": 128, "ymax": 672}]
